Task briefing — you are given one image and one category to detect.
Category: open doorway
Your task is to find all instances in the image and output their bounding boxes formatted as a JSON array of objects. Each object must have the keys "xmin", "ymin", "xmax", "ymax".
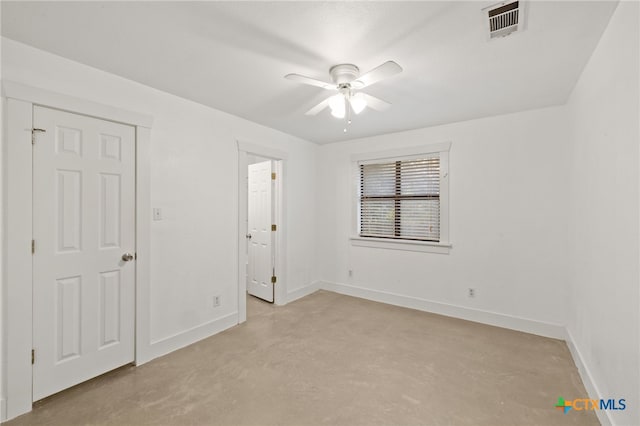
[
  {"xmin": 237, "ymin": 142, "xmax": 286, "ymax": 324},
  {"xmin": 246, "ymin": 156, "xmax": 275, "ymax": 304}
]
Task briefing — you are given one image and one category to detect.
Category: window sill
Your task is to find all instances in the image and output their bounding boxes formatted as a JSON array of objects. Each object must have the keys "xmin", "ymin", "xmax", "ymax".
[{"xmin": 349, "ymin": 236, "xmax": 452, "ymax": 254}]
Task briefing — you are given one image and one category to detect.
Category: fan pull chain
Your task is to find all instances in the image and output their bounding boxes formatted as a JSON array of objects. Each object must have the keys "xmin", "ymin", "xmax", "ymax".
[
  {"xmin": 343, "ymin": 96, "xmax": 349, "ymax": 133},
  {"xmin": 344, "ymin": 95, "xmax": 353, "ymax": 133}
]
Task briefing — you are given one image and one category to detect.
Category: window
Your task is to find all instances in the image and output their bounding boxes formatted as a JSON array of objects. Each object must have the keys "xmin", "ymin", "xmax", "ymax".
[
  {"xmin": 351, "ymin": 142, "xmax": 450, "ymax": 252},
  {"xmin": 359, "ymin": 155, "xmax": 440, "ymax": 242}
]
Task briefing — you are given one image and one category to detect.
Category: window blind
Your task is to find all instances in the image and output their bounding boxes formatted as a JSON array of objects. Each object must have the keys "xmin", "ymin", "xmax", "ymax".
[{"xmin": 359, "ymin": 155, "xmax": 440, "ymax": 242}]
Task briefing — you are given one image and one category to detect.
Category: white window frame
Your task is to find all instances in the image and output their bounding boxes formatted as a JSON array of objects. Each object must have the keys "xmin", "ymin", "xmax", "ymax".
[{"xmin": 350, "ymin": 142, "xmax": 452, "ymax": 254}]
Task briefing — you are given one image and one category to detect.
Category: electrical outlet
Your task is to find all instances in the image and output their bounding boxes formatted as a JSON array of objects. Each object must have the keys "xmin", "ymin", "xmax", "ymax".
[
  {"xmin": 468, "ymin": 288, "xmax": 475, "ymax": 298},
  {"xmin": 153, "ymin": 208, "xmax": 163, "ymax": 221},
  {"xmin": 213, "ymin": 295, "xmax": 221, "ymax": 307}
]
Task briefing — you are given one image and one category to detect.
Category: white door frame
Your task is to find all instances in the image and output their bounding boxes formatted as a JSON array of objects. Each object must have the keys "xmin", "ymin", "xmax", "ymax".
[
  {"xmin": 1, "ymin": 81, "xmax": 153, "ymax": 421},
  {"xmin": 237, "ymin": 140, "xmax": 287, "ymax": 323}
]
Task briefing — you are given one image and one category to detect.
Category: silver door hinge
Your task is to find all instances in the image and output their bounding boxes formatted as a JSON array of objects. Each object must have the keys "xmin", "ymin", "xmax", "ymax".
[
  {"xmin": 31, "ymin": 128, "xmax": 46, "ymax": 145},
  {"xmin": 32, "ymin": 349, "xmax": 35, "ymax": 365},
  {"xmin": 32, "ymin": 240, "xmax": 35, "ymax": 254}
]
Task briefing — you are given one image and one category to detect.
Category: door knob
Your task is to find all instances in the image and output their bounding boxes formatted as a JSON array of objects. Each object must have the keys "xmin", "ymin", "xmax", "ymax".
[
  {"xmin": 122, "ymin": 253, "xmax": 134, "ymax": 262},
  {"xmin": 246, "ymin": 234, "xmax": 252, "ymax": 239}
]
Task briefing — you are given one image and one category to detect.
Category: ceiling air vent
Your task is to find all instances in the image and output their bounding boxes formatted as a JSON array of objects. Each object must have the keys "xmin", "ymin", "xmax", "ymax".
[{"xmin": 484, "ymin": 1, "xmax": 525, "ymax": 39}]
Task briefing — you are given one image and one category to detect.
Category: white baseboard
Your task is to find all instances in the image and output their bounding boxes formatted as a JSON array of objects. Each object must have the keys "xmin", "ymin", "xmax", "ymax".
[
  {"xmin": 138, "ymin": 312, "xmax": 238, "ymax": 365},
  {"xmin": 320, "ymin": 281, "xmax": 565, "ymax": 339},
  {"xmin": 286, "ymin": 281, "xmax": 320, "ymax": 303},
  {"xmin": 564, "ymin": 328, "xmax": 612, "ymax": 426}
]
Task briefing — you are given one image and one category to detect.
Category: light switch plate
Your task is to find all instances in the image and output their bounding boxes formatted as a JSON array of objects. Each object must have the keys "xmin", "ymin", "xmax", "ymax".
[{"xmin": 153, "ymin": 208, "xmax": 162, "ymax": 221}]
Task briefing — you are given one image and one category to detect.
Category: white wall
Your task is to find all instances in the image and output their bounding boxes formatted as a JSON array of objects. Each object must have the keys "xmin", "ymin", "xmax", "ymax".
[
  {"xmin": 317, "ymin": 105, "xmax": 570, "ymax": 337},
  {"xmin": 0, "ymin": 5, "xmax": 5, "ymax": 420},
  {"xmin": 566, "ymin": 2, "xmax": 639, "ymax": 425},
  {"xmin": 1, "ymin": 38, "xmax": 318, "ymax": 363}
]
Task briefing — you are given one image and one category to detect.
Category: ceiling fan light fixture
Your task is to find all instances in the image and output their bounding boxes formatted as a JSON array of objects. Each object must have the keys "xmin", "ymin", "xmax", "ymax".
[
  {"xmin": 331, "ymin": 107, "xmax": 345, "ymax": 119},
  {"xmin": 329, "ymin": 94, "xmax": 346, "ymax": 118},
  {"xmin": 350, "ymin": 93, "xmax": 367, "ymax": 114}
]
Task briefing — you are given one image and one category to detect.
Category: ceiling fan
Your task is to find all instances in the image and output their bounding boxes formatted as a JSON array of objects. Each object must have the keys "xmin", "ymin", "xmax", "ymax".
[{"xmin": 284, "ymin": 61, "xmax": 403, "ymax": 128}]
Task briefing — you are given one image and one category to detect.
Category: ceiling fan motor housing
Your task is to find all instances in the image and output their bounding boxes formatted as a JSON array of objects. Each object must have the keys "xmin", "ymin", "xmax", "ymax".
[{"xmin": 329, "ymin": 64, "xmax": 360, "ymax": 84}]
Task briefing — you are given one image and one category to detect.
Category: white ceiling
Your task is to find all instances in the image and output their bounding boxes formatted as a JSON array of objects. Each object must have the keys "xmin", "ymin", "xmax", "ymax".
[{"xmin": 1, "ymin": 1, "xmax": 617, "ymax": 144}]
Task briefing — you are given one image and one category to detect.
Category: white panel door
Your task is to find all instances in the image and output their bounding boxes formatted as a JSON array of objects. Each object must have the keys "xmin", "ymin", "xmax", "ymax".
[
  {"xmin": 247, "ymin": 161, "xmax": 274, "ymax": 302},
  {"xmin": 32, "ymin": 106, "xmax": 136, "ymax": 401}
]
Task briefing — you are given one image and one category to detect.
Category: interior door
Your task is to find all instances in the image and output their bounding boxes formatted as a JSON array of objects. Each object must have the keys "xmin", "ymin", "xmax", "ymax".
[
  {"xmin": 32, "ymin": 106, "xmax": 136, "ymax": 401},
  {"xmin": 247, "ymin": 160, "xmax": 274, "ymax": 302}
]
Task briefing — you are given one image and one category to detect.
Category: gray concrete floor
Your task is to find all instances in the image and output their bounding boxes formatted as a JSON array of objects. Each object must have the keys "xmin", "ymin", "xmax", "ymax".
[{"xmin": 7, "ymin": 290, "xmax": 597, "ymax": 425}]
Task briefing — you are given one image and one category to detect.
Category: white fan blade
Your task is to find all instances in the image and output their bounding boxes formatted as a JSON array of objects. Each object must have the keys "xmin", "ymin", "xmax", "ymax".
[
  {"xmin": 361, "ymin": 93, "xmax": 391, "ymax": 112},
  {"xmin": 285, "ymin": 73, "xmax": 336, "ymax": 90},
  {"xmin": 305, "ymin": 96, "xmax": 333, "ymax": 115},
  {"xmin": 354, "ymin": 61, "xmax": 402, "ymax": 88}
]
